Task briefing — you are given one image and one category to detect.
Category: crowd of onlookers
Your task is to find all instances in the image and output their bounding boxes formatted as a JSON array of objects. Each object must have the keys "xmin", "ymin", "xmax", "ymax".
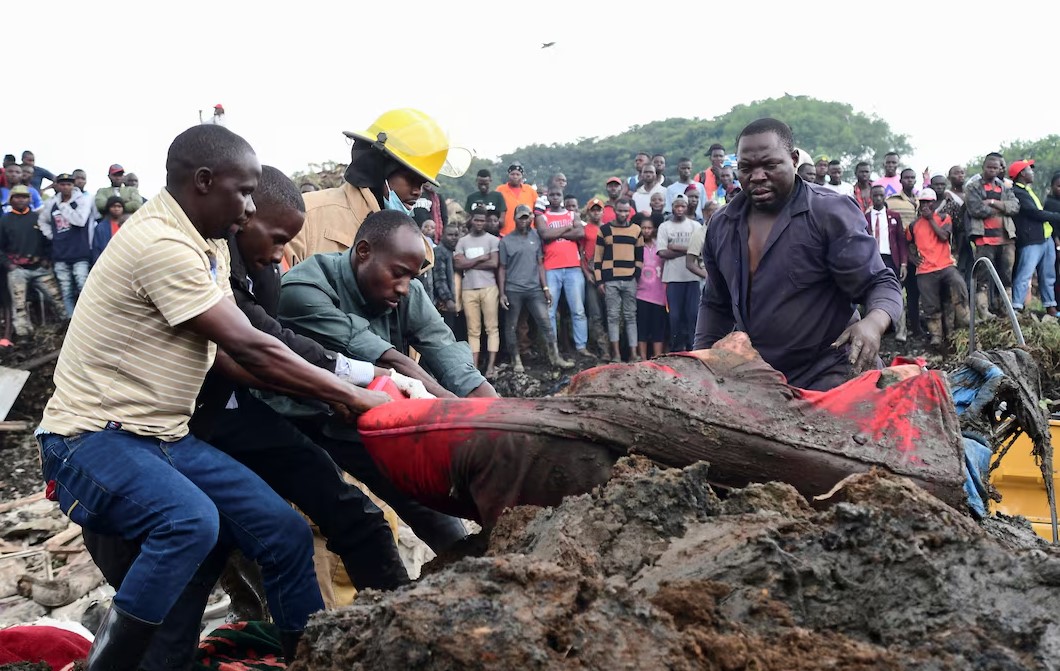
[
  {"xmin": 0, "ymin": 151, "xmax": 145, "ymax": 345},
  {"xmin": 5, "ymin": 142, "xmax": 1059, "ymax": 358},
  {"xmin": 404, "ymin": 145, "xmax": 1060, "ymax": 365}
]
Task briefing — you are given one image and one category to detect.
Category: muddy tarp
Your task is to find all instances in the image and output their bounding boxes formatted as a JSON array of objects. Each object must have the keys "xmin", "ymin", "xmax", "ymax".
[{"xmin": 359, "ymin": 332, "xmax": 966, "ymax": 524}]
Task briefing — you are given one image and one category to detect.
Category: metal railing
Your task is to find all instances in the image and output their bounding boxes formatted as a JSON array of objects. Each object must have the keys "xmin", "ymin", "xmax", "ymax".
[{"xmin": 967, "ymin": 256, "xmax": 1056, "ymax": 543}]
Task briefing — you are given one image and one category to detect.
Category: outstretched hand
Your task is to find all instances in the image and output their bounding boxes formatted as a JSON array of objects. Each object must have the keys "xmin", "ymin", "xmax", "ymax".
[{"xmin": 831, "ymin": 309, "xmax": 891, "ymax": 375}]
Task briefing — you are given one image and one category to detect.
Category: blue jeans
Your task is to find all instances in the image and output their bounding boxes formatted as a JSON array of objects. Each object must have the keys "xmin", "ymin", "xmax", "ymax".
[
  {"xmin": 666, "ymin": 281, "xmax": 701, "ymax": 352},
  {"xmin": 1012, "ymin": 240, "xmax": 1057, "ymax": 309},
  {"xmin": 38, "ymin": 429, "xmax": 322, "ymax": 629},
  {"xmin": 52, "ymin": 259, "xmax": 89, "ymax": 316},
  {"xmin": 546, "ymin": 267, "xmax": 587, "ymax": 349}
]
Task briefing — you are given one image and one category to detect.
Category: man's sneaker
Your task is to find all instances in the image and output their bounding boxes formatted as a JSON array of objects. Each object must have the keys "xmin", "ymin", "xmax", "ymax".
[{"xmin": 575, "ymin": 348, "xmax": 597, "ymax": 359}]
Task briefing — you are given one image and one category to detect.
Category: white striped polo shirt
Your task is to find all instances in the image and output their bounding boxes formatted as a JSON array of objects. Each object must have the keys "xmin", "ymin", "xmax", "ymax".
[{"xmin": 40, "ymin": 188, "xmax": 232, "ymax": 441}]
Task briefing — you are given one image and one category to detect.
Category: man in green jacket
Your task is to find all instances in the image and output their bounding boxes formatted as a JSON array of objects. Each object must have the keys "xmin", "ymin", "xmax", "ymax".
[
  {"xmin": 270, "ymin": 209, "xmax": 497, "ymax": 557},
  {"xmin": 93, "ymin": 163, "xmax": 143, "ymax": 215}
]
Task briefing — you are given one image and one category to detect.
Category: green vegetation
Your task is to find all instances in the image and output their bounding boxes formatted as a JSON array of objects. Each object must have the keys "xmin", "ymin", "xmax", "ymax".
[{"xmin": 437, "ymin": 95, "xmax": 912, "ymax": 204}]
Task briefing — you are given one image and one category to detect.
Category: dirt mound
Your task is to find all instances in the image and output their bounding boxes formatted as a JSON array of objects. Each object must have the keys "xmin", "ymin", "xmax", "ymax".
[{"xmin": 295, "ymin": 459, "xmax": 1060, "ymax": 670}]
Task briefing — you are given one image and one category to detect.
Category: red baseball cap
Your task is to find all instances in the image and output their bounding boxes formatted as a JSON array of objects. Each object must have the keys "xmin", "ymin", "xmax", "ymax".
[
  {"xmin": 605, "ymin": 176, "xmax": 622, "ymax": 185},
  {"xmin": 585, "ymin": 197, "xmax": 605, "ymax": 210},
  {"xmin": 1008, "ymin": 159, "xmax": 1034, "ymax": 180},
  {"xmin": 214, "ymin": 104, "xmax": 225, "ymax": 110},
  {"xmin": 108, "ymin": 164, "xmax": 124, "ymax": 175}
]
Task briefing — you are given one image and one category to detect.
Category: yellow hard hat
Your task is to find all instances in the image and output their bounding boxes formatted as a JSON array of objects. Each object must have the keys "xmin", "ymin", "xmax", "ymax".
[{"xmin": 343, "ymin": 108, "xmax": 449, "ymax": 186}]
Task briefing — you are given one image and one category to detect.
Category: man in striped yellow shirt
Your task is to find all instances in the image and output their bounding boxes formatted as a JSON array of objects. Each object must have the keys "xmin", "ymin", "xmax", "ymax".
[{"xmin": 37, "ymin": 125, "xmax": 390, "ymax": 669}]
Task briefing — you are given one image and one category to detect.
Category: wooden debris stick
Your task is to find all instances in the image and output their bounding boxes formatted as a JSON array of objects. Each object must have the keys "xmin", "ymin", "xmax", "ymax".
[{"xmin": 0, "ymin": 492, "xmax": 46, "ymax": 514}]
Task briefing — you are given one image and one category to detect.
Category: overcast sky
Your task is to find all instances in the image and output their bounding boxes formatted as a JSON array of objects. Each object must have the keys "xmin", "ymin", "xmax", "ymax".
[{"xmin": 13, "ymin": 0, "xmax": 1059, "ymax": 196}]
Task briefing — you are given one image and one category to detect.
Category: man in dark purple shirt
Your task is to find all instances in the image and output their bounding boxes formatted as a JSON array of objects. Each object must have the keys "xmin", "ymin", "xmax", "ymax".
[{"xmin": 694, "ymin": 118, "xmax": 902, "ymax": 390}]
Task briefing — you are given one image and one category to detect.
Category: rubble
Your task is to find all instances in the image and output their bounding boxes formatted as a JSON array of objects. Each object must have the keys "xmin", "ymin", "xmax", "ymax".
[{"xmin": 294, "ymin": 459, "xmax": 1060, "ymax": 670}]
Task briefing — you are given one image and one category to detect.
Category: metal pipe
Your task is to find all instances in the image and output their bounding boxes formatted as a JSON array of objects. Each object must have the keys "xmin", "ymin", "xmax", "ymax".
[
  {"xmin": 966, "ymin": 257, "xmax": 1056, "ymax": 543},
  {"xmin": 967, "ymin": 256, "xmax": 1025, "ymax": 350}
]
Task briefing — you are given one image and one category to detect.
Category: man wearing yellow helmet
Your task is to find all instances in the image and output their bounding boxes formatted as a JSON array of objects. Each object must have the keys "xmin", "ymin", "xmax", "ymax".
[{"xmin": 285, "ymin": 108, "xmax": 449, "ymax": 268}]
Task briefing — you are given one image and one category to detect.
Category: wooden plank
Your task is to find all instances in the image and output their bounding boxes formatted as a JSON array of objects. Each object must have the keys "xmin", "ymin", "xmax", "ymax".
[
  {"xmin": 0, "ymin": 492, "xmax": 45, "ymax": 515},
  {"xmin": 0, "ymin": 366, "xmax": 30, "ymax": 421},
  {"xmin": 43, "ymin": 525, "xmax": 82, "ymax": 552},
  {"xmin": 0, "ymin": 421, "xmax": 33, "ymax": 432}
]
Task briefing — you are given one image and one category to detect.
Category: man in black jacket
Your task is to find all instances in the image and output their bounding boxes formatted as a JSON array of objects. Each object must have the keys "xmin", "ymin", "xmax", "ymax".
[
  {"xmin": 82, "ymin": 166, "xmax": 419, "ymax": 671},
  {"xmin": 1009, "ymin": 159, "xmax": 1059, "ymax": 320}
]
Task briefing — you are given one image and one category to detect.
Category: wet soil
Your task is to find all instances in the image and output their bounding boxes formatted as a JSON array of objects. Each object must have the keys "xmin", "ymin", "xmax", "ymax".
[{"xmin": 295, "ymin": 459, "xmax": 1060, "ymax": 671}]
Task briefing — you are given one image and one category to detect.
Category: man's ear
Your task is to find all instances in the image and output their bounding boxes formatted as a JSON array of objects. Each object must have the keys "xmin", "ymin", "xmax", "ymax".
[
  {"xmin": 193, "ymin": 167, "xmax": 213, "ymax": 195},
  {"xmin": 790, "ymin": 151, "xmax": 800, "ymax": 169},
  {"xmin": 354, "ymin": 239, "xmax": 371, "ymax": 261}
]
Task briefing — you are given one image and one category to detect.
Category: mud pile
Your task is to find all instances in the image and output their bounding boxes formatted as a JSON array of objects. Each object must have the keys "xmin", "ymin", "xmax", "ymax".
[{"xmin": 294, "ymin": 458, "xmax": 1060, "ymax": 671}]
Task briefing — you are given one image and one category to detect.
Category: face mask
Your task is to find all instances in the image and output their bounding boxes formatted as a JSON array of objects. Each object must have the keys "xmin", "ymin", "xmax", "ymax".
[{"xmin": 384, "ymin": 179, "xmax": 411, "ymax": 215}]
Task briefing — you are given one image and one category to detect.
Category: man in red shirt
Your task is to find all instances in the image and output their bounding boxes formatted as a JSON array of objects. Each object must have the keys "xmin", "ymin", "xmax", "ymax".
[
  {"xmin": 536, "ymin": 186, "xmax": 592, "ymax": 358},
  {"xmin": 580, "ymin": 198, "xmax": 609, "ymax": 356},
  {"xmin": 602, "ymin": 177, "xmax": 623, "ymax": 224},
  {"xmin": 495, "ymin": 162, "xmax": 538, "ymax": 236},
  {"xmin": 907, "ymin": 190, "xmax": 969, "ymax": 346}
]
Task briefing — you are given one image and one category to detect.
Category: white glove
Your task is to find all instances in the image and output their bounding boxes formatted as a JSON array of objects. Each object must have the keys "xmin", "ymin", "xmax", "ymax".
[
  {"xmin": 389, "ymin": 369, "xmax": 436, "ymax": 399},
  {"xmin": 333, "ymin": 354, "xmax": 375, "ymax": 387}
]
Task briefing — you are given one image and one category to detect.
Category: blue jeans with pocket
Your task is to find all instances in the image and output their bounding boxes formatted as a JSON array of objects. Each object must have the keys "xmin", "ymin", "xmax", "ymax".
[
  {"xmin": 52, "ymin": 259, "xmax": 89, "ymax": 316},
  {"xmin": 38, "ymin": 428, "xmax": 323, "ymax": 629},
  {"xmin": 1011, "ymin": 240, "xmax": 1057, "ymax": 309},
  {"xmin": 546, "ymin": 266, "xmax": 587, "ymax": 349}
]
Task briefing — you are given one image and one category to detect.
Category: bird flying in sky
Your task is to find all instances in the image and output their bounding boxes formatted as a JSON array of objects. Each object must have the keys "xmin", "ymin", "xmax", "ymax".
[{"xmin": 541, "ymin": 42, "xmax": 556, "ymax": 49}]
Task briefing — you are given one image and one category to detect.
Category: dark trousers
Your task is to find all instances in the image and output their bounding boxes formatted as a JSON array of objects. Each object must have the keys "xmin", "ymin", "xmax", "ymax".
[
  {"xmin": 666, "ymin": 281, "xmax": 700, "ymax": 352},
  {"xmin": 505, "ymin": 288, "xmax": 554, "ymax": 356},
  {"xmin": 905, "ymin": 262, "xmax": 921, "ymax": 335},
  {"xmin": 295, "ymin": 419, "xmax": 468, "ymax": 553},
  {"xmin": 917, "ymin": 266, "xmax": 967, "ymax": 318},
  {"xmin": 974, "ymin": 243, "xmax": 1015, "ymax": 309}
]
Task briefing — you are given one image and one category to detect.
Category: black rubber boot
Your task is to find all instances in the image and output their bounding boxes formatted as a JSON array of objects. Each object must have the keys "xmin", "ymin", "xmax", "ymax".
[
  {"xmin": 86, "ymin": 604, "xmax": 158, "ymax": 671},
  {"xmin": 280, "ymin": 630, "xmax": 304, "ymax": 664}
]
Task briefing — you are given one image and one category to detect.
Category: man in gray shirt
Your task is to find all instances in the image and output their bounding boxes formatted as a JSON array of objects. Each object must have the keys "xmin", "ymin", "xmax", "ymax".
[
  {"xmin": 454, "ymin": 208, "xmax": 501, "ymax": 377},
  {"xmin": 499, "ymin": 204, "xmax": 574, "ymax": 372}
]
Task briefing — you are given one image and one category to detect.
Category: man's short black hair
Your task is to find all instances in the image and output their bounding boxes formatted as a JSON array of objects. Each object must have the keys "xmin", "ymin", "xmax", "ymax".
[
  {"xmin": 563, "ymin": 194, "xmax": 577, "ymax": 202},
  {"xmin": 255, "ymin": 165, "xmax": 305, "ymax": 214},
  {"xmin": 678, "ymin": 157, "xmax": 692, "ymax": 164},
  {"xmin": 985, "ymin": 152, "xmax": 1004, "ymax": 162},
  {"xmin": 476, "ymin": 168, "xmax": 491, "ymax": 178},
  {"xmin": 21, "ymin": 150, "xmax": 33, "ymax": 159},
  {"xmin": 856, "ymin": 161, "xmax": 870, "ymax": 170},
  {"xmin": 3, "ymin": 154, "xmax": 16, "ymax": 166},
  {"xmin": 73, "ymin": 168, "xmax": 86, "ymax": 175},
  {"xmin": 354, "ymin": 209, "xmax": 420, "ymax": 247},
  {"xmin": 736, "ymin": 118, "xmax": 794, "ymax": 152},
  {"xmin": 828, "ymin": 160, "xmax": 841, "ymax": 167},
  {"xmin": 104, "ymin": 196, "xmax": 126, "ymax": 211},
  {"xmin": 652, "ymin": 153, "xmax": 665, "ymax": 159},
  {"xmin": 870, "ymin": 184, "xmax": 885, "ymax": 192},
  {"xmin": 636, "ymin": 151, "xmax": 650, "ymax": 158},
  {"xmin": 885, "ymin": 151, "xmax": 900, "ymax": 158},
  {"xmin": 615, "ymin": 197, "xmax": 632, "ymax": 207},
  {"xmin": 1051, "ymin": 171, "xmax": 1060, "ymax": 185},
  {"xmin": 165, "ymin": 125, "xmax": 255, "ymax": 187},
  {"xmin": 708, "ymin": 143, "xmax": 725, "ymax": 154},
  {"xmin": 471, "ymin": 206, "xmax": 488, "ymax": 218},
  {"xmin": 900, "ymin": 168, "xmax": 916, "ymax": 178}
]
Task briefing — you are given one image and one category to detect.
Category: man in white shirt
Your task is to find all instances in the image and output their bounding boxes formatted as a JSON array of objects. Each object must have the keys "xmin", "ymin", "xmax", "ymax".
[
  {"xmin": 866, "ymin": 184, "xmax": 908, "ymax": 341},
  {"xmin": 822, "ymin": 160, "xmax": 855, "ymax": 197},
  {"xmin": 656, "ymin": 194, "xmax": 703, "ymax": 351},
  {"xmin": 665, "ymin": 158, "xmax": 707, "ymax": 219},
  {"xmin": 632, "ymin": 164, "xmax": 666, "ymax": 213}
]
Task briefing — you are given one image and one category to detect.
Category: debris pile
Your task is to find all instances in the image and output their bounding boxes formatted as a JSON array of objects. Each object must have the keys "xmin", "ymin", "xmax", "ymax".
[
  {"xmin": 294, "ymin": 458, "xmax": 1060, "ymax": 670},
  {"xmin": 0, "ymin": 493, "xmax": 110, "ymax": 633}
]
